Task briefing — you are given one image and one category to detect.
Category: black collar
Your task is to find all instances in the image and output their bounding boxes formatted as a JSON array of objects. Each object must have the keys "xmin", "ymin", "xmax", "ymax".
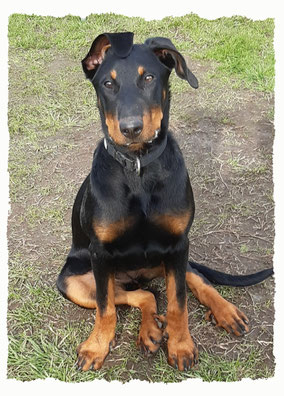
[{"xmin": 103, "ymin": 135, "xmax": 168, "ymax": 175}]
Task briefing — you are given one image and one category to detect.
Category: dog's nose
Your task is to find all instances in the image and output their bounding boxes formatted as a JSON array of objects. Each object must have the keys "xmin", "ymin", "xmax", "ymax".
[{"xmin": 119, "ymin": 117, "xmax": 143, "ymax": 139}]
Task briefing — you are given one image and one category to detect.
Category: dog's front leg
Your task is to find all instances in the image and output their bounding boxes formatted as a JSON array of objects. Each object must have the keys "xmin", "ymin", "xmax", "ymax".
[
  {"xmin": 164, "ymin": 242, "xmax": 198, "ymax": 371},
  {"xmin": 76, "ymin": 249, "xmax": 116, "ymax": 371}
]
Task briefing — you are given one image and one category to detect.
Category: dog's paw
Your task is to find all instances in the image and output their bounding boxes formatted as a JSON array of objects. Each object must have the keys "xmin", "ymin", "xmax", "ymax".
[
  {"xmin": 137, "ymin": 314, "xmax": 163, "ymax": 355},
  {"xmin": 76, "ymin": 338, "xmax": 115, "ymax": 371},
  {"xmin": 205, "ymin": 302, "xmax": 249, "ymax": 336},
  {"xmin": 166, "ymin": 332, "xmax": 198, "ymax": 371}
]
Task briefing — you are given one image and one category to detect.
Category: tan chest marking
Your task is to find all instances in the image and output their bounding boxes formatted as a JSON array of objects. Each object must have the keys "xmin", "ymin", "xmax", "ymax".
[
  {"xmin": 93, "ymin": 217, "xmax": 135, "ymax": 243},
  {"xmin": 151, "ymin": 211, "xmax": 191, "ymax": 235}
]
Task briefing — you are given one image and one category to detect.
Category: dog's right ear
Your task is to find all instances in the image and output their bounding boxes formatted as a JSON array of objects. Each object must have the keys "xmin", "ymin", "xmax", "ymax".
[
  {"xmin": 145, "ymin": 37, "xmax": 198, "ymax": 89},
  {"xmin": 82, "ymin": 32, "xmax": 134, "ymax": 81}
]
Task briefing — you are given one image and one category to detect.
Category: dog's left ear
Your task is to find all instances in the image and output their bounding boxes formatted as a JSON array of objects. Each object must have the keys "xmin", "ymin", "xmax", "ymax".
[
  {"xmin": 82, "ymin": 32, "xmax": 134, "ymax": 80},
  {"xmin": 145, "ymin": 37, "xmax": 198, "ymax": 89}
]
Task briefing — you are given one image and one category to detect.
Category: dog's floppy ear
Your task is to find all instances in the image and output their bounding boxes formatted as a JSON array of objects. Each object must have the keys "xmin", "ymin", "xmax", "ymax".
[
  {"xmin": 82, "ymin": 32, "xmax": 134, "ymax": 80},
  {"xmin": 145, "ymin": 37, "xmax": 198, "ymax": 89}
]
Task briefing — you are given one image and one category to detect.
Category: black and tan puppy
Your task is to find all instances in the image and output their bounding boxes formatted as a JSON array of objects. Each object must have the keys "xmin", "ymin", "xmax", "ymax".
[{"xmin": 57, "ymin": 32, "xmax": 273, "ymax": 372}]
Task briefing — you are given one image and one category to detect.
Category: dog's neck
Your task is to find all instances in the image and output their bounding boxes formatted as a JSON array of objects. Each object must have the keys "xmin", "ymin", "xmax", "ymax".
[{"xmin": 103, "ymin": 132, "xmax": 168, "ymax": 176}]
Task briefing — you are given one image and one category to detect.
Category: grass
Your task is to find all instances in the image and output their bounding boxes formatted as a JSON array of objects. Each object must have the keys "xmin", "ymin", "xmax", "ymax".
[
  {"xmin": 8, "ymin": 13, "xmax": 274, "ymax": 91},
  {"xmin": 7, "ymin": 306, "xmax": 272, "ymax": 382},
  {"xmin": 7, "ymin": 13, "xmax": 275, "ymax": 383}
]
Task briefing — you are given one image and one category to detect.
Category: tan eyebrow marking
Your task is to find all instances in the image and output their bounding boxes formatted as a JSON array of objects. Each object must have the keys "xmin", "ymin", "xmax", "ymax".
[
  {"xmin": 110, "ymin": 69, "xmax": 117, "ymax": 79},
  {"xmin": 138, "ymin": 66, "xmax": 145, "ymax": 76}
]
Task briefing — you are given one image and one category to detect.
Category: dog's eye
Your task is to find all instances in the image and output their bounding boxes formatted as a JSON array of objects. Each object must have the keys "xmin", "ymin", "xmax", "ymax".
[
  {"xmin": 145, "ymin": 74, "xmax": 154, "ymax": 83},
  {"xmin": 104, "ymin": 80, "xmax": 113, "ymax": 89}
]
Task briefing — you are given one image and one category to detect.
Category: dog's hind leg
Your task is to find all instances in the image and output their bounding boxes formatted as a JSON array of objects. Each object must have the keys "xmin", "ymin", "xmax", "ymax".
[
  {"xmin": 56, "ymin": 174, "xmax": 95, "ymax": 306},
  {"xmin": 56, "ymin": 249, "xmax": 96, "ymax": 308},
  {"xmin": 57, "ymin": 265, "xmax": 163, "ymax": 357},
  {"xmin": 186, "ymin": 263, "xmax": 249, "ymax": 336},
  {"xmin": 115, "ymin": 287, "xmax": 163, "ymax": 354}
]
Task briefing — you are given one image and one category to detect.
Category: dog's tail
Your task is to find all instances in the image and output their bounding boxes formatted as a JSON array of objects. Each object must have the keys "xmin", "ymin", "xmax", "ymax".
[{"xmin": 188, "ymin": 260, "xmax": 273, "ymax": 287}]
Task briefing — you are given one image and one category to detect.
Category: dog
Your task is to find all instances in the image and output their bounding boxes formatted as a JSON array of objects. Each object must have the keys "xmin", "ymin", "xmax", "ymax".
[{"xmin": 57, "ymin": 32, "xmax": 273, "ymax": 372}]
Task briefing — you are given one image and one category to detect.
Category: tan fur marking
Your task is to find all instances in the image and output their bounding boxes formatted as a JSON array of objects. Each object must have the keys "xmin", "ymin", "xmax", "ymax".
[
  {"xmin": 127, "ymin": 106, "xmax": 164, "ymax": 152},
  {"xmin": 77, "ymin": 274, "xmax": 116, "ymax": 371},
  {"xmin": 110, "ymin": 69, "xmax": 117, "ymax": 79},
  {"xmin": 186, "ymin": 271, "xmax": 249, "ymax": 336},
  {"xmin": 186, "ymin": 271, "xmax": 234, "ymax": 312},
  {"xmin": 66, "ymin": 271, "xmax": 97, "ymax": 308},
  {"xmin": 141, "ymin": 106, "xmax": 163, "ymax": 140},
  {"xmin": 69, "ymin": 274, "xmax": 163, "ymax": 367},
  {"xmin": 105, "ymin": 113, "xmax": 126, "ymax": 145},
  {"xmin": 138, "ymin": 66, "xmax": 145, "ymax": 76},
  {"xmin": 186, "ymin": 271, "xmax": 209, "ymax": 303},
  {"xmin": 65, "ymin": 267, "xmax": 164, "ymax": 311},
  {"xmin": 93, "ymin": 217, "xmax": 135, "ymax": 243},
  {"xmin": 166, "ymin": 270, "xmax": 186, "ymax": 318},
  {"xmin": 165, "ymin": 270, "xmax": 197, "ymax": 370},
  {"xmin": 151, "ymin": 211, "xmax": 191, "ymax": 235},
  {"xmin": 105, "ymin": 107, "xmax": 163, "ymax": 150},
  {"xmin": 127, "ymin": 142, "xmax": 146, "ymax": 151},
  {"xmin": 115, "ymin": 286, "xmax": 163, "ymax": 353}
]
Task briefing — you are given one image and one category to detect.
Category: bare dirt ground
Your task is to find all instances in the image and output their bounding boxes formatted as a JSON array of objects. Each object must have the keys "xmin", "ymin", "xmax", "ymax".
[{"xmin": 8, "ymin": 57, "xmax": 275, "ymax": 381}]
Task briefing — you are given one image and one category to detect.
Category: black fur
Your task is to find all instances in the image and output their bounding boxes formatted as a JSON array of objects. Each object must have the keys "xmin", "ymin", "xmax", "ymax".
[{"xmin": 188, "ymin": 261, "xmax": 273, "ymax": 287}]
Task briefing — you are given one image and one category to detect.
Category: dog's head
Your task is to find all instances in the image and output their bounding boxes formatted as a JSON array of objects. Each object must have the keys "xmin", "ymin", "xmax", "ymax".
[{"xmin": 82, "ymin": 32, "xmax": 198, "ymax": 151}]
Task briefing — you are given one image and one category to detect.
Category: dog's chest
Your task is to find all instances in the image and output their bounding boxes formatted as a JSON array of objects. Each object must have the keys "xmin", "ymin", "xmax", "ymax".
[
  {"xmin": 91, "ymin": 162, "xmax": 192, "ymax": 256},
  {"xmin": 93, "ymin": 189, "xmax": 191, "ymax": 251}
]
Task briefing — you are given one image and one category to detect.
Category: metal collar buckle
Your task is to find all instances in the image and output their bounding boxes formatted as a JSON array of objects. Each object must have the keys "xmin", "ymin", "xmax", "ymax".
[
  {"xmin": 104, "ymin": 138, "xmax": 108, "ymax": 150},
  {"xmin": 135, "ymin": 157, "xmax": 141, "ymax": 175}
]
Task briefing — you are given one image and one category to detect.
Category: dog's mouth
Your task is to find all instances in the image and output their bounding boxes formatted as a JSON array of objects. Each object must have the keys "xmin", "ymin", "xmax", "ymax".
[
  {"xmin": 123, "ymin": 128, "xmax": 161, "ymax": 147},
  {"xmin": 105, "ymin": 108, "xmax": 163, "ymax": 150}
]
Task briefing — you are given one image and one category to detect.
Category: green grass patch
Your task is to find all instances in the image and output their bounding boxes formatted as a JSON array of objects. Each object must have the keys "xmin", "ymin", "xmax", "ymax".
[
  {"xmin": 9, "ymin": 48, "xmax": 99, "ymax": 139},
  {"xmin": 25, "ymin": 203, "xmax": 67, "ymax": 227},
  {"xmin": 9, "ymin": 13, "xmax": 274, "ymax": 93},
  {"xmin": 7, "ymin": 328, "xmax": 273, "ymax": 382}
]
